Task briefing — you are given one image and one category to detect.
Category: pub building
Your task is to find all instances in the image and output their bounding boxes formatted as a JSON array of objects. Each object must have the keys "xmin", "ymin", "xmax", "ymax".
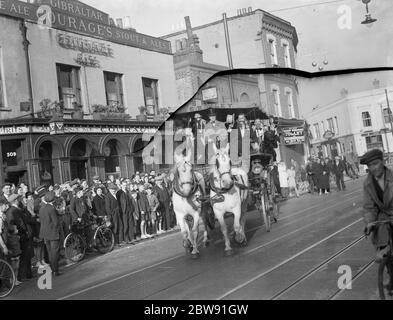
[{"xmin": 0, "ymin": 0, "xmax": 178, "ymax": 187}]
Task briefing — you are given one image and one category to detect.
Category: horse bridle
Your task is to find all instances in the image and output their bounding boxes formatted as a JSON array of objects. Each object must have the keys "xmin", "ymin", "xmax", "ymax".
[
  {"xmin": 214, "ymin": 153, "xmax": 234, "ymax": 189},
  {"xmin": 177, "ymin": 161, "xmax": 195, "ymax": 188}
]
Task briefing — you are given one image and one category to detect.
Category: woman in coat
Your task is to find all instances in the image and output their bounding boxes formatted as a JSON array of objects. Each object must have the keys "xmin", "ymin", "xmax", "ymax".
[{"xmin": 319, "ymin": 159, "xmax": 331, "ymax": 195}]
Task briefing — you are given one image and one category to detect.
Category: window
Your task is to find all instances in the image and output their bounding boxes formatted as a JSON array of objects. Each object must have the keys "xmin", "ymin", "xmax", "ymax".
[
  {"xmin": 282, "ymin": 41, "xmax": 291, "ymax": 68},
  {"xmin": 362, "ymin": 111, "xmax": 372, "ymax": 127},
  {"xmin": 272, "ymin": 87, "xmax": 282, "ymax": 117},
  {"xmin": 56, "ymin": 64, "xmax": 81, "ymax": 109},
  {"xmin": 286, "ymin": 90, "xmax": 295, "ymax": 118},
  {"xmin": 334, "ymin": 116, "xmax": 339, "ymax": 135},
  {"xmin": 267, "ymin": 35, "xmax": 278, "ymax": 66},
  {"xmin": 142, "ymin": 78, "xmax": 159, "ymax": 115},
  {"xmin": 366, "ymin": 135, "xmax": 383, "ymax": 151},
  {"xmin": 313, "ymin": 123, "xmax": 321, "ymax": 139},
  {"xmin": 327, "ymin": 118, "xmax": 334, "ymax": 132},
  {"xmin": 104, "ymin": 72, "xmax": 124, "ymax": 107},
  {"xmin": 383, "ymin": 108, "xmax": 393, "ymax": 124}
]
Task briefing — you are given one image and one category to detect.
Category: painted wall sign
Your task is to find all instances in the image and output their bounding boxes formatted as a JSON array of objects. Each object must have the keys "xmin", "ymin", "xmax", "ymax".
[
  {"xmin": 323, "ymin": 130, "xmax": 335, "ymax": 140},
  {"xmin": 0, "ymin": 0, "xmax": 172, "ymax": 55},
  {"xmin": 282, "ymin": 126, "xmax": 305, "ymax": 145},
  {"xmin": 74, "ymin": 53, "xmax": 100, "ymax": 68},
  {"xmin": 57, "ymin": 33, "xmax": 114, "ymax": 57},
  {"xmin": 202, "ymin": 87, "xmax": 218, "ymax": 101},
  {"xmin": 0, "ymin": 124, "xmax": 157, "ymax": 135}
]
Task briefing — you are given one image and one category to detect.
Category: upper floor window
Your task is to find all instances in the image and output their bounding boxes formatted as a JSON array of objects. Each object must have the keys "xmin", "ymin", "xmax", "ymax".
[
  {"xmin": 267, "ymin": 35, "xmax": 278, "ymax": 66},
  {"xmin": 104, "ymin": 72, "xmax": 124, "ymax": 107},
  {"xmin": 142, "ymin": 78, "xmax": 159, "ymax": 115},
  {"xmin": 313, "ymin": 123, "xmax": 321, "ymax": 139},
  {"xmin": 362, "ymin": 111, "xmax": 372, "ymax": 127},
  {"xmin": 272, "ymin": 87, "xmax": 282, "ymax": 117},
  {"xmin": 285, "ymin": 89, "xmax": 295, "ymax": 118},
  {"xmin": 383, "ymin": 108, "xmax": 393, "ymax": 124},
  {"xmin": 56, "ymin": 64, "xmax": 81, "ymax": 109},
  {"xmin": 327, "ymin": 118, "xmax": 334, "ymax": 132},
  {"xmin": 282, "ymin": 40, "xmax": 291, "ymax": 68}
]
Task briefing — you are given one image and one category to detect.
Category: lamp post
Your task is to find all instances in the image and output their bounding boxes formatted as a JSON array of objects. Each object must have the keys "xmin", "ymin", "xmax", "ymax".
[{"xmin": 361, "ymin": 0, "xmax": 377, "ymax": 25}]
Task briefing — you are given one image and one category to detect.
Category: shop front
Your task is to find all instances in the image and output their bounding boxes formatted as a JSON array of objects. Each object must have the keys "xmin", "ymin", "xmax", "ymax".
[{"xmin": 0, "ymin": 119, "xmax": 159, "ymax": 188}]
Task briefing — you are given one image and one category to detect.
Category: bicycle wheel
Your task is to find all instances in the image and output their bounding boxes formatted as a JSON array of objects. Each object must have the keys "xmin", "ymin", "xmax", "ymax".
[
  {"xmin": 94, "ymin": 226, "xmax": 115, "ymax": 254},
  {"xmin": 260, "ymin": 192, "xmax": 271, "ymax": 232},
  {"xmin": 64, "ymin": 233, "xmax": 86, "ymax": 263},
  {"xmin": 0, "ymin": 259, "xmax": 15, "ymax": 298},
  {"xmin": 378, "ymin": 256, "xmax": 393, "ymax": 300}
]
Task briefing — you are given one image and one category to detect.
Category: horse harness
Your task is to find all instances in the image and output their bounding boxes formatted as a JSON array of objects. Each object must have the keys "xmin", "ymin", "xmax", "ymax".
[{"xmin": 173, "ymin": 168, "xmax": 203, "ymax": 212}]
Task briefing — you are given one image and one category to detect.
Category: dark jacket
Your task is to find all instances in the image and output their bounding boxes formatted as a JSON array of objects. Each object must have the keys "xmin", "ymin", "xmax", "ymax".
[
  {"xmin": 116, "ymin": 189, "xmax": 133, "ymax": 216},
  {"xmin": 154, "ymin": 185, "xmax": 170, "ymax": 210},
  {"xmin": 130, "ymin": 196, "xmax": 140, "ymax": 220},
  {"xmin": 38, "ymin": 203, "xmax": 60, "ymax": 241},
  {"xmin": 105, "ymin": 193, "xmax": 120, "ymax": 219},
  {"xmin": 138, "ymin": 191, "xmax": 150, "ymax": 213},
  {"xmin": 92, "ymin": 195, "xmax": 106, "ymax": 217},
  {"xmin": 332, "ymin": 160, "xmax": 346, "ymax": 175},
  {"xmin": 6, "ymin": 206, "xmax": 29, "ymax": 242},
  {"xmin": 69, "ymin": 196, "xmax": 89, "ymax": 222}
]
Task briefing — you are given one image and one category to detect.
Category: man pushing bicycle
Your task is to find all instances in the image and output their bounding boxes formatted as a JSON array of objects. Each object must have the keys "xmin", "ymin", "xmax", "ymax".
[{"xmin": 361, "ymin": 149, "xmax": 393, "ymax": 262}]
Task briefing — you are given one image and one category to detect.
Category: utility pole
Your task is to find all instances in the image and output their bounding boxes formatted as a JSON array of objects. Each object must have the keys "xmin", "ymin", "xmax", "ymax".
[{"xmin": 385, "ymin": 89, "xmax": 393, "ymax": 138}]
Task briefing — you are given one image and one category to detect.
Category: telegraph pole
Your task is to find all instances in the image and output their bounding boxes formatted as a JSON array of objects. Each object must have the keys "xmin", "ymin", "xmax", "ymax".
[
  {"xmin": 385, "ymin": 89, "xmax": 393, "ymax": 137},
  {"xmin": 223, "ymin": 13, "xmax": 235, "ymax": 104}
]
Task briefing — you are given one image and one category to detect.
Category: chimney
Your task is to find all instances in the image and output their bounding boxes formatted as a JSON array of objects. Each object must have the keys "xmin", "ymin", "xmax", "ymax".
[
  {"xmin": 116, "ymin": 18, "xmax": 123, "ymax": 29},
  {"xmin": 123, "ymin": 16, "xmax": 131, "ymax": 29}
]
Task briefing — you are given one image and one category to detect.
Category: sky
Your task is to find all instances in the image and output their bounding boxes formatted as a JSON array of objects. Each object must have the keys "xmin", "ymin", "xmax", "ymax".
[{"xmin": 82, "ymin": 0, "xmax": 393, "ymax": 115}]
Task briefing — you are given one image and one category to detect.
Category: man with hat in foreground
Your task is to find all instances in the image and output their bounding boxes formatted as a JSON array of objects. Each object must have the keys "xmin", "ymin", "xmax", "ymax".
[
  {"xmin": 39, "ymin": 191, "xmax": 61, "ymax": 276},
  {"xmin": 205, "ymin": 108, "xmax": 228, "ymax": 163},
  {"xmin": 362, "ymin": 149, "xmax": 393, "ymax": 262}
]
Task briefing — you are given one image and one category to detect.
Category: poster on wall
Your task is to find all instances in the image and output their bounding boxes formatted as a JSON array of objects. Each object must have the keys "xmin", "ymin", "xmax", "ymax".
[{"xmin": 282, "ymin": 126, "xmax": 305, "ymax": 145}]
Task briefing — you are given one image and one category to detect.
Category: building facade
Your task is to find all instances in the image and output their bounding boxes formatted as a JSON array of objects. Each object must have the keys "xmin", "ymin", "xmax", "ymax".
[
  {"xmin": 161, "ymin": 9, "xmax": 305, "ymax": 166},
  {"xmin": 306, "ymin": 86, "xmax": 393, "ymax": 162},
  {"xmin": 0, "ymin": 0, "xmax": 178, "ymax": 187}
]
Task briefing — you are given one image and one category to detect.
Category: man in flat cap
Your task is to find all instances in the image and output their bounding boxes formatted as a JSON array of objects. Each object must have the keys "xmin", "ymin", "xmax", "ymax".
[
  {"xmin": 361, "ymin": 149, "xmax": 393, "ymax": 261},
  {"xmin": 39, "ymin": 192, "xmax": 61, "ymax": 276}
]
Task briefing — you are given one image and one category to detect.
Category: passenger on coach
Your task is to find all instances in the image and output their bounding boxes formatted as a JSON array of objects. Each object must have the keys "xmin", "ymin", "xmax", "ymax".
[
  {"xmin": 0, "ymin": 183, "xmax": 12, "ymax": 203},
  {"xmin": 105, "ymin": 183, "xmax": 121, "ymax": 246}
]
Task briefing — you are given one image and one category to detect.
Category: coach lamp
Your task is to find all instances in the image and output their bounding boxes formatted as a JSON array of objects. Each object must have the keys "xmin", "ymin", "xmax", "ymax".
[{"xmin": 361, "ymin": 0, "xmax": 377, "ymax": 25}]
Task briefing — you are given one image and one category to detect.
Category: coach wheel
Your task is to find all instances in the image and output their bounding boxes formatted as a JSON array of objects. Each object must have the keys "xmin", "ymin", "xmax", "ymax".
[
  {"xmin": 0, "ymin": 259, "xmax": 15, "ymax": 298},
  {"xmin": 261, "ymin": 193, "xmax": 271, "ymax": 232},
  {"xmin": 64, "ymin": 233, "xmax": 86, "ymax": 263},
  {"xmin": 94, "ymin": 226, "xmax": 115, "ymax": 254},
  {"xmin": 378, "ymin": 256, "xmax": 393, "ymax": 300}
]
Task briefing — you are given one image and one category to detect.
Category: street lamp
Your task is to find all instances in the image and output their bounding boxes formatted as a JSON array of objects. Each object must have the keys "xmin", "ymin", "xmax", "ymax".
[{"xmin": 361, "ymin": 0, "xmax": 377, "ymax": 25}]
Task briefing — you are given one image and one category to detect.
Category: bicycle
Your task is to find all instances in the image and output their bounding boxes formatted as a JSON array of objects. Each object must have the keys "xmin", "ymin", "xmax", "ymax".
[
  {"xmin": 0, "ymin": 257, "xmax": 15, "ymax": 298},
  {"xmin": 365, "ymin": 219, "xmax": 393, "ymax": 300},
  {"xmin": 64, "ymin": 216, "xmax": 115, "ymax": 263},
  {"xmin": 252, "ymin": 180, "xmax": 279, "ymax": 232}
]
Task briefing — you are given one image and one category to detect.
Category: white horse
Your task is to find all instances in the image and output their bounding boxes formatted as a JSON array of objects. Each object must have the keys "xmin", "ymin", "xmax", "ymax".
[
  {"xmin": 171, "ymin": 150, "xmax": 208, "ymax": 259},
  {"xmin": 209, "ymin": 143, "xmax": 249, "ymax": 256}
]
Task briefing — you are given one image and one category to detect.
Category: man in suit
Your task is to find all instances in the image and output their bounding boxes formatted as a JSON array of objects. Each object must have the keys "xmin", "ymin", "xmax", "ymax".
[
  {"xmin": 332, "ymin": 156, "xmax": 346, "ymax": 191},
  {"xmin": 39, "ymin": 192, "xmax": 61, "ymax": 276},
  {"xmin": 105, "ymin": 183, "xmax": 121, "ymax": 246},
  {"xmin": 117, "ymin": 181, "xmax": 134, "ymax": 244},
  {"xmin": 205, "ymin": 108, "xmax": 228, "ymax": 164},
  {"xmin": 153, "ymin": 176, "xmax": 171, "ymax": 233},
  {"xmin": 137, "ymin": 184, "xmax": 151, "ymax": 237},
  {"xmin": 92, "ymin": 187, "xmax": 106, "ymax": 217},
  {"xmin": 69, "ymin": 187, "xmax": 89, "ymax": 223}
]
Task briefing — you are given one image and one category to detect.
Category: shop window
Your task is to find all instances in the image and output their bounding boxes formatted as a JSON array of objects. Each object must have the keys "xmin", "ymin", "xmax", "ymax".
[
  {"xmin": 104, "ymin": 72, "xmax": 124, "ymax": 107},
  {"xmin": 366, "ymin": 135, "xmax": 383, "ymax": 151},
  {"xmin": 56, "ymin": 64, "xmax": 81, "ymax": 109},
  {"xmin": 39, "ymin": 141, "xmax": 54, "ymax": 186},
  {"xmin": 362, "ymin": 111, "xmax": 372, "ymax": 127},
  {"xmin": 142, "ymin": 77, "xmax": 159, "ymax": 115},
  {"xmin": 104, "ymin": 140, "xmax": 120, "ymax": 175},
  {"xmin": 383, "ymin": 108, "xmax": 393, "ymax": 124}
]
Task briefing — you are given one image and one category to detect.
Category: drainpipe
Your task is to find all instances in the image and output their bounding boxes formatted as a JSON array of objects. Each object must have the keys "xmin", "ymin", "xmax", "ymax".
[
  {"xmin": 222, "ymin": 13, "xmax": 235, "ymax": 104},
  {"xmin": 19, "ymin": 20, "xmax": 34, "ymax": 118}
]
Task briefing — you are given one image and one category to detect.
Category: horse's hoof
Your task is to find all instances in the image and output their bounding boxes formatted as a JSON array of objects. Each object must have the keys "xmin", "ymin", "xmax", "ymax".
[
  {"xmin": 204, "ymin": 240, "xmax": 210, "ymax": 248},
  {"xmin": 234, "ymin": 233, "xmax": 245, "ymax": 244},
  {"xmin": 191, "ymin": 252, "xmax": 200, "ymax": 259},
  {"xmin": 183, "ymin": 239, "xmax": 192, "ymax": 249},
  {"xmin": 224, "ymin": 249, "xmax": 234, "ymax": 257},
  {"xmin": 239, "ymin": 239, "xmax": 247, "ymax": 247}
]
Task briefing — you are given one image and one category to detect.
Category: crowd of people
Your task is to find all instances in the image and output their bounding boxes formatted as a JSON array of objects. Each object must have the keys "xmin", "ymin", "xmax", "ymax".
[{"xmin": 0, "ymin": 171, "xmax": 176, "ymax": 285}]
